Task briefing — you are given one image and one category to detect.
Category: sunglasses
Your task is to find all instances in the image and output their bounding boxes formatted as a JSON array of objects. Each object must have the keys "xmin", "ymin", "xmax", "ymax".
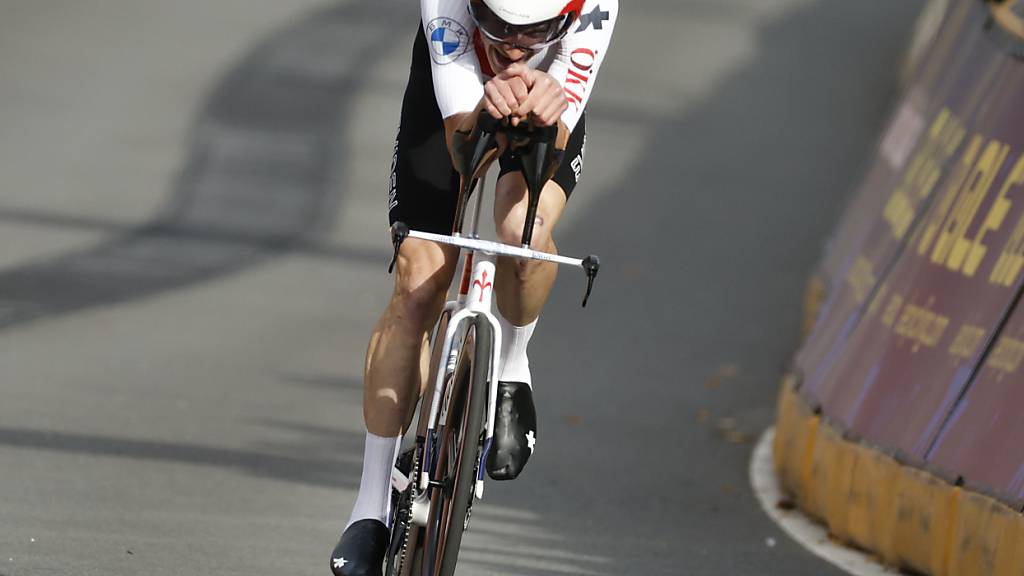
[{"xmin": 468, "ymin": 1, "xmax": 574, "ymax": 51}]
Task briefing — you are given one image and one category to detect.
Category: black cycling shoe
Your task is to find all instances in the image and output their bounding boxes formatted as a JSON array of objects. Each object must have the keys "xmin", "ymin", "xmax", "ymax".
[
  {"xmin": 330, "ymin": 519, "xmax": 390, "ymax": 576},
  {"xmin": 486, "ymin": 381, "xmax": 537, "ymax": 480}
]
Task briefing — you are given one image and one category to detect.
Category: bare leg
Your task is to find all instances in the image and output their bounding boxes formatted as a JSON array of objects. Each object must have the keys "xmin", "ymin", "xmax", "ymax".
[
  {"xmin": 341, "ymin": 237, "xmax": 458, "ymax": 535},
  {"xmin": 482, "ymin": 173, "xmax": 567, "ymax": 480},
  {"xmin": 493, "ymin": 173, "xmax": 568, "ymax": 324},
  {"xmin": 363, "ymin": 238, "xmax": 459, "ymax": 437}
]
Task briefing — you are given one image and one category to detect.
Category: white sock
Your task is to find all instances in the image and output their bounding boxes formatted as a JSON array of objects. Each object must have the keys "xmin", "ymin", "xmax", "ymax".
[
  {"xmin": 497, "ymin": 314, "xmax": 537, "ymax": 386},
  {"xmin": 347, "ymin": 431, "xmax": 401, "ymax": 529}
]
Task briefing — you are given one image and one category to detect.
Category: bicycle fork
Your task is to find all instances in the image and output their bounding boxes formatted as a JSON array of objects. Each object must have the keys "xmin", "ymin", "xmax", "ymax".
[{"xmin": 409, "ymin": 256, "xmax": 502, "ymax": 528}]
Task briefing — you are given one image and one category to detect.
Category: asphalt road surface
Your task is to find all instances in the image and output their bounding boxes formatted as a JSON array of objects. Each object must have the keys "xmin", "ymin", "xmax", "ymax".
[{"xmin": 0, "ymin": 1, "xmax": 923, "ymax": 574}]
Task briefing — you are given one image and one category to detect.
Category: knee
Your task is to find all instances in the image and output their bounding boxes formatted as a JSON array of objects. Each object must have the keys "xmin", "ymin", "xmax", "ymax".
[
  {"xmin": 391, "ymin": 246, "xmax": 453, "ymax": 328},
  {"xmin": 496, "ymin": 206, "xmax": 550, "ymax": 251},
  {"xmin": 497, "ymin": 210, "xmax": 552, "ymax": 278}
]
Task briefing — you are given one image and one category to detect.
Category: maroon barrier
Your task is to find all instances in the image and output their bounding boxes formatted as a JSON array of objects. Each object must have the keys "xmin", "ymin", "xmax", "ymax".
[
  {"xmin": 928, "ymin": 299, "xmax": 1024, "ymax": 507},
  {"xmin": 814, "ymin": 72, "xmax": 1024, "ymax": 462},
  {"xmin": 795, "ymin": 0, "xmax": 1010, "ymax": 409},
  {"xmin": 924, "ymin": 72, "xmax": 1024, "ymax": 499},
  {"xmin": 813, "ymin": 0, "xmax": 972, "ymax": 292},
  {"xmin": 782, "ymin": 0, "xmax": 1024, "ymax": 522}
]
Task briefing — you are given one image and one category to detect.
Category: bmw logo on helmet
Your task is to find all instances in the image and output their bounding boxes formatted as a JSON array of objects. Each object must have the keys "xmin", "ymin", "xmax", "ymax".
[{"xmin": 426, "ymin": 18, "xmax": 471, "ymax": 65}]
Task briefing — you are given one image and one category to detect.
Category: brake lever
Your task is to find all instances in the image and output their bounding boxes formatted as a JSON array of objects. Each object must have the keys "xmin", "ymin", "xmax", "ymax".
[
  {"xmin": 389, "ymin": 222, "xmax": 409, "ymax": 273},
  {"xmin": 581, "ymin": 255, "xmax": 600, "ymax": 307}
]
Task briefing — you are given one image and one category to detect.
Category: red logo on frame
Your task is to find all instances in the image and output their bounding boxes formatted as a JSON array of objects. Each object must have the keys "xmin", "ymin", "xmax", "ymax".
[{"xmin": 473, "ymin": 271, "xmax": 493, "ymax": 302}]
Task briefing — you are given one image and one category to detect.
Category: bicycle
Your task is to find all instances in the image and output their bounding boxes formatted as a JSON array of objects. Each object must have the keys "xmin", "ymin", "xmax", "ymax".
[{"xmin": 382, "ymin": 113, "xmax": 600, "ymax": 576}]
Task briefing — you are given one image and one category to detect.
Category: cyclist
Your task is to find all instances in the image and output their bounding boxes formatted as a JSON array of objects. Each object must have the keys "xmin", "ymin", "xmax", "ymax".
[{"xmin": 332, "ymin": 0, "xmax": 616, "ymax": 573}]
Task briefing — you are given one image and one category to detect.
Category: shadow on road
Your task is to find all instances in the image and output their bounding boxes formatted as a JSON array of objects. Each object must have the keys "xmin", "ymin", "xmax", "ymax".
[
  {"xmin": 0, "ymin": 1, "xmax": 392, "ymax": 331},
  {"xmin": 0, "ymin": 425, "xmax": 365, "ymax": 489}
]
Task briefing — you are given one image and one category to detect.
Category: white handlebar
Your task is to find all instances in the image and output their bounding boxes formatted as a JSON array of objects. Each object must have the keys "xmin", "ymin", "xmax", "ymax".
[{"xmin": 408, "ymin": 230, "xmax": 586, "ymax": 268}]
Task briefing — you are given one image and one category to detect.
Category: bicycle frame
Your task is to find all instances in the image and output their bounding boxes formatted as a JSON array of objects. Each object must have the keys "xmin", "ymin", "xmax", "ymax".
[
  {"xmin": 415, "ymin": 174, "xmax": 502, "ymax": 509},
  {"xmin": 389, "ymin": 117, "xmax": 601, "ymax": 566}
]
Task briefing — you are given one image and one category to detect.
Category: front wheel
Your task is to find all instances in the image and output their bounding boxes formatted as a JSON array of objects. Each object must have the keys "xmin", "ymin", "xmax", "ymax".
[{"xmin": 422, "ymin": 316, "xmax": 491, "ymax": 576}]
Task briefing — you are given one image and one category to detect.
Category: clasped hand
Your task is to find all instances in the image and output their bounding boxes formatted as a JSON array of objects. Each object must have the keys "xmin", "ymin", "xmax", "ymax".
[{"xmin": 483, "ymin": 63, "xmax": 567, "ymax": 127}]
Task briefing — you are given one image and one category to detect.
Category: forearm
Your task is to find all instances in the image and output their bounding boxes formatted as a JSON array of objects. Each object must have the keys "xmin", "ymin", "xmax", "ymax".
[{"xmin": 443, "ymin": 110, "xmax": 477, "ymax": 148}]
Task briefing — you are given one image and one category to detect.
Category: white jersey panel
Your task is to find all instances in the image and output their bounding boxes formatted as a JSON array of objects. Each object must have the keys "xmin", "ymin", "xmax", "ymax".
[
  {"xmin": 421, "ymin": 0, "xmax": 484, "ymax": 119},
  {"xmin": 421, "ymin": 0, "xmax": 618, "ymax": 129},
  {"xmin": 549, "ymin": 0, "xmax": 617, "ymax": 131}
]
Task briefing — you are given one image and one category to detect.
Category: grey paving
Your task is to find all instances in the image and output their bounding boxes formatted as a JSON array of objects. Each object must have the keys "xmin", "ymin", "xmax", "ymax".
[{"xmin": 0, "ymin": 0, "xmax": 923, "ymax": 574}]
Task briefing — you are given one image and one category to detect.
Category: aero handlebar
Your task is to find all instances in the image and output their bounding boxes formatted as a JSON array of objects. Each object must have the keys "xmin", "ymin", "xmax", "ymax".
[{"xmin": 390, "ymin": 111, "xmax": 600, "ymax": 307}]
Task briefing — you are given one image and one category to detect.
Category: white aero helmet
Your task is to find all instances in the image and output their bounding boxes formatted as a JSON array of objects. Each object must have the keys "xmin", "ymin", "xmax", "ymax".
[{"xmin": 469, "ymin": 0, "xmax": 585, "ymax": 50}]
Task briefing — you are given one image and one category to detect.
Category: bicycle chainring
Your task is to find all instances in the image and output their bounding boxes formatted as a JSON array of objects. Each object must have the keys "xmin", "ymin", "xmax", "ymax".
[{"xmin": 388, "ymin": 447, "xmax": 420, "ymax": 576}]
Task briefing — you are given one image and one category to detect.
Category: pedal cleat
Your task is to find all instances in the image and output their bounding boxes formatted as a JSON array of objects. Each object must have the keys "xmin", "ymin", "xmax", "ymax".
[
  {"xmin": 330, "ymin": 519, "xmax": 390, "ymax": 576},
  {"xmin": 486, "ymin": 381, "xmax": 537, "ymax": 480}
]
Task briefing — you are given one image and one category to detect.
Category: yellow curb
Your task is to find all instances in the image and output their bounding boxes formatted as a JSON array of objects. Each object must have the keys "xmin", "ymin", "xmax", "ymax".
[
  {"xmin": 990, "ymin": 0, "xmax": 1024, "ymax": 41},
  {"xmin": 890, "ymin": 467, "xmax": 959, "ymax": 575},
  {"xmin": 846, "ymin": 443, "xmax": 900, "ymax": 562},
  {"xmin": 813, "ymin": 425, "xmax": 857, "ymax": 542},
  {"xmin": 773, "ymin": 377, "xmax": 1024, "ymax": 575},
  {"xmin": 949, "ymin": 490, "xmax": 1020, "ymax": 575},
  {"xmin": 773, "ymin": 374, "xmax": 816, "ymax": 499}
]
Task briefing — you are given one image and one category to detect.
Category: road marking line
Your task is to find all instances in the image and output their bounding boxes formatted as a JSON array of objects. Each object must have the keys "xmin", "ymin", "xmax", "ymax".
[{"xmin": 749, "ymin": 428, "xmax": 898, "ymax": 576}]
